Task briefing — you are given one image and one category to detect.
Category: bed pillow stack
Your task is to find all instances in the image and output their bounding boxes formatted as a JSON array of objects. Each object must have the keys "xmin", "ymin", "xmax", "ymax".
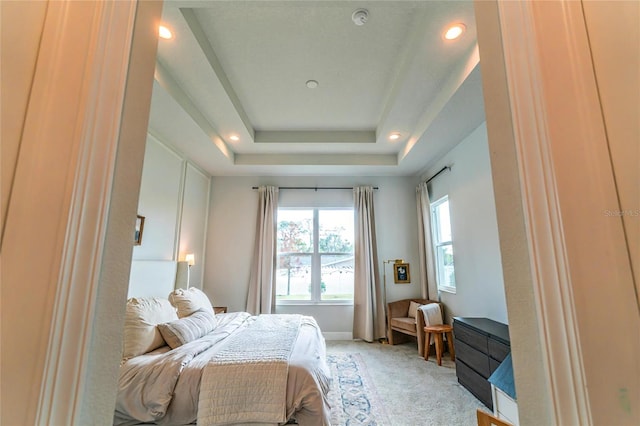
[
  {"xmin": 168, "ymin": 287, "xmax": 215, "ymax": 318},
  {"xmin": 121, "ymin": 288, "xmax": 218, "ymax": 359},
  {"xmin": 152, "ymin": 287, "xmax": 219, "ymax": 349},
  {"xmin": 122, "ymin": 297, "xmax": 178, "ymax": 360},
  {"xmin": 157, "ymin": 309, "xmax": 217, "ymax": 349}
]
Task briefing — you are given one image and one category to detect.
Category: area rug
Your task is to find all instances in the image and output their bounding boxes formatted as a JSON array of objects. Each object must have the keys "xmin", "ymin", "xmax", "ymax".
[{"xmin": 327, "ymin": 353, "xmax": 390, "ymax": 426}]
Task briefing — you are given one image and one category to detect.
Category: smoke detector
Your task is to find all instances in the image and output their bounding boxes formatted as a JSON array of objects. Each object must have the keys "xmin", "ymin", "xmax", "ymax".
[{"xmin": 352, "ymin": 8, "xmax": 369, "ymax": 26}]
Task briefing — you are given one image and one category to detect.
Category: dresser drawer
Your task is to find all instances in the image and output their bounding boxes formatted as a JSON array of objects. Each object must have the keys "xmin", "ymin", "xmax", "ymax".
[
  {"xmin": 454, "ymin": 321, "xmax": 488, "ymax": 353},
  {"xmin": 489, "ymin": 338, "xmax": 510, "ymax": 362},
  {"xmin": 456, "ymin": 339, "xmax": 491, "ymax": 378},
  {"xmin": 490, "ymin": 357, "xmax": 502, "ymax": 375},
  {"xmin": 456, "ymin": 359, "xmax": 493, "ymax": 409}
]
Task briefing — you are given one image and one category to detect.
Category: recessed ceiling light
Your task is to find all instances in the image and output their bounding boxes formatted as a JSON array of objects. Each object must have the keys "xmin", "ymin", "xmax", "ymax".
[
  {"xmin": 444, "ymin": 23, "xmax": 466, "ymax": 40},
  {"xmin": 306, "ymin": 80, "xmax": 319, "ymax": 89},
  {"xmin": 159, "ymin": 25, "xmax": 173, "ymax": 40},
  {"xmin": 389, "ymin": 133, "xmax": 401, "ymax": 140},
  {"xmin": 229, "ymin": 135, "xmax": 240, "ymax": 141}
]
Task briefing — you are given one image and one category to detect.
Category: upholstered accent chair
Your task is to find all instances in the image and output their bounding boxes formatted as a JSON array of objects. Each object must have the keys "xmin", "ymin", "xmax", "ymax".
[{"xmin": 386, "ymin": 298, "xmax": 443, "ymax": 355}]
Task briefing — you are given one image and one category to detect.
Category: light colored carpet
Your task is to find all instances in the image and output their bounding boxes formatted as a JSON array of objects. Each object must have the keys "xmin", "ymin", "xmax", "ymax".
[
  {"xmin": 326, "ymin": 340, "xmax": 487, "ymax": 426},
  {"xmin": 327, "ymin": 352, "xmax": 390, "ymax": 425}
]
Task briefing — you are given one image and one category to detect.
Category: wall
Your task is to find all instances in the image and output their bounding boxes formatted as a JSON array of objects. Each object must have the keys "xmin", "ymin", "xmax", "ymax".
[
  {"xmin": 205, "ymin": 176, "xmax": 421, "ymax": 337},
  {"xmin": 1, "ymin": 3, "xmax": 54, "ymax": 422},
  {"xmin": 135, "ymin": 137, "xmax": 183, "ymax": 260},
  {"xmin": 422, "ymin": 122, "xmax": 508, "ymax": 324},
  {"xmin": 132, "ymin": 134, "xmax": 210, "ymax": 292},
  {"xmin": 1, "ymin": 0, "xmax": 47, "ymax": 235},
  {"xmin": 474, "ymin": 2, "xmax": 552, "ymax": 424},
  {"xmin": 179, "ymin": 163, "xmax": 212, "ymax": 286},
  {"xmin": 476, "ymin": 1, "xmax": 639, "ymax": 424},
  {"xmin": 582, "ymin": 0, "xmax": 639, "ymax": 294},
  {"xmin": 1, "ymin": 1, "xmax": 162, "ymax": 423}
]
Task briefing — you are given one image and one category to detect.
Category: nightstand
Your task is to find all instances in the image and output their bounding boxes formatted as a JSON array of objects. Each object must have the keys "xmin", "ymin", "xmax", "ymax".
[{"xmin": 213, "ymin": 306, "xmax": 227, "ymax": 314}]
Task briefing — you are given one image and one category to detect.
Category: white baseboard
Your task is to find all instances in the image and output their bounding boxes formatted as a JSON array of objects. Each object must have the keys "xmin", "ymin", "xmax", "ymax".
[{"xmin": 323, "ymin": 332, "xmax": 353, "ymax": 340}]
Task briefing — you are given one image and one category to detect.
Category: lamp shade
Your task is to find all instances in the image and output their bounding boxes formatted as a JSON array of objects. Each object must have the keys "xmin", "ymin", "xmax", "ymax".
[{"xmin": 185, "ymin": 253, "xmax": 195, "ymax": 266}]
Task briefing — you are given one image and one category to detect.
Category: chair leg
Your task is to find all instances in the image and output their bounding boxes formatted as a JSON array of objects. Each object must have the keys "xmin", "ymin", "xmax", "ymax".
[
  {"xmin": 423, "ymin": 332, "xmax": 431, "ymax": 360},
  {"xmin": 435, "ymin": 333, "xmax": 444, "ymax": 366}
]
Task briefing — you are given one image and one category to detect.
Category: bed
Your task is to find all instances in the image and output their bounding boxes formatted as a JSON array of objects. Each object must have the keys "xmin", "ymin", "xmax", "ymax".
[{"xmin": 114, "ymin": 275, "xmax": 331, "ymax": 426}]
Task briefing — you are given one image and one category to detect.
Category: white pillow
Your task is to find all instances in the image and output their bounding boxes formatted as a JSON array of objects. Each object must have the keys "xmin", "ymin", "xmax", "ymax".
[
  {"xmin": 168, "ymin": 287, "xmax": 215, "ymax": 318},
  {"xmin": 123, "ymin": 297, "xmax": 178, "ymax": 360},
  {"xmin": 157, "ymin": 310, "xmax": 217, "ymax": 349},
  {"xmin": 408, "ymin": 301, "xmax": 422, "ymax": 319}
]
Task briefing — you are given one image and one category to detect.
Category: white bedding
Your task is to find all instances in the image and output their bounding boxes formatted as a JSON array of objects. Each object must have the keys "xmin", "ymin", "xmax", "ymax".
[
  {"xmin": 198, "ymin": 314, "xmax": 302, "ymax": 425},
  {"xmin": 114, "ymin": 312, "xmax": 331, "ymax": 426}
]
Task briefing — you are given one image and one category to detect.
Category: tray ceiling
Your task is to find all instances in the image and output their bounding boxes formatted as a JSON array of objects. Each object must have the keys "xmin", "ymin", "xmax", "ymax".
[{"xmin": 149, "ymin": 0, "xmax": 485, "ymax": 176}]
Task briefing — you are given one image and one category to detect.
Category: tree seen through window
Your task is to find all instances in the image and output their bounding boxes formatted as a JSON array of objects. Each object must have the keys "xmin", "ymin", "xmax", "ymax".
[{"xmin": 276, "ymin": 209, "xmax": 354, "ymax": 302}]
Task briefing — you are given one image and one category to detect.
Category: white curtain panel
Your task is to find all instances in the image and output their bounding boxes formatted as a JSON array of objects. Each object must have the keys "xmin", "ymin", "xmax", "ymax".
[
  {"xmin": 246, "ymin": 186, "xmax": 279, "ymax": 314},
  {"xmin": 352, "ymin": 186, "xmax": 385, "ymax": 342},
  {"xmin": 416, "ymin": 182, "xmax": 438, "ymax": 300}
]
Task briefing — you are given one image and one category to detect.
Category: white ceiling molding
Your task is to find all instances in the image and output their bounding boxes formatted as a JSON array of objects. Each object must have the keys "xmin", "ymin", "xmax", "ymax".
[
  {"xmin": 180, "ymin": 7, "xmax": 255, "ymax": 140},
  {"xmin": 254, "ymin": 130, "xmax": 376, "ymax": 144},
  {"xmin": 154, "ymin": 61, "xmax": 234, "ymax": 161},
  {"xmin": 235, "ymin": 153, "xmax": 397, "ymax": 166},
  {"xmin": 399, "ymin": 43, "xmax": 480, "ymax": 163},
  {"xmin": 375, "ymin": 8, "xmax": 431, "ymax": 137}
]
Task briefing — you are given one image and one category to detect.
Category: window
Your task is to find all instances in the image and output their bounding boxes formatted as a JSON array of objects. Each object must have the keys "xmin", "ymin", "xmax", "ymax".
[
  {"xmin": 431, "ymin": 196, "xmax": 456, "ymax": 292},
  {"xmin": 276, "ymin": 208, "xmax": 354, "ymax": 303}
]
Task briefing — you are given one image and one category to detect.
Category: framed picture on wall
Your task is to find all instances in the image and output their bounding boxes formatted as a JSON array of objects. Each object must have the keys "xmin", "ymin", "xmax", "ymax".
[
  {"xmin": 134, "ymin": 215, "xmax": 145, "ymax": 246},
  {"xmin": 393, "ymin": 262, "xmax": 410, "ymax": 284}
]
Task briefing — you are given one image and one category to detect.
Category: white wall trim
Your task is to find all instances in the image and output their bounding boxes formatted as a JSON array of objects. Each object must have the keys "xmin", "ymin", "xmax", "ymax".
[
  {"xmin": 147, "ymin": 130, "xmax": 212, "ymax": 178},
  {"xmin": 33, "ymin": 1, "xmax": 138, "ymax": 424},
  {"xmin": 144, "ymin": 131, "xmax": 212, "ymax": 286},
  {"xmin": 187, "ymin": 162, "xmax": 212, "ymax": 288},
  {"xmin": 323, "ymin": 332, "xmax": 353, "ymax": 341},
  {"xmin": 174, "ymin": 157, "xmax": 188, "ymax": 262},
  {"xmin": 495, "ymin": 1, "xmax": 618, "ymax": 424}
]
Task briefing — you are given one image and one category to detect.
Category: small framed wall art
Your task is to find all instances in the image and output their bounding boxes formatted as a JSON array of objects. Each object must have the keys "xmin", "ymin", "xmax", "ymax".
[
  {"xmin": 393, "ymin": 262, "xmax": 410, "ymax": 284},
  {"xmin": 134, "ymin": 215, "xmax": 145, "ymax": 246}
]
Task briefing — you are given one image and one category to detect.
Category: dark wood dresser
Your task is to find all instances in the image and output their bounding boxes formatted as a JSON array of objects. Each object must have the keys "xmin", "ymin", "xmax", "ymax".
[{"xmin": 453, "ymin": 317, "xmax": 510, "ymax": 410}]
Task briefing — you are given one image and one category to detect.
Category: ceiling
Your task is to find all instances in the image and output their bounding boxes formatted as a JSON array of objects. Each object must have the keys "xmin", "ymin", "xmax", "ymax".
[{"xmin": 148, "ymin": 0, "xmax": 485, "ymax": 177}]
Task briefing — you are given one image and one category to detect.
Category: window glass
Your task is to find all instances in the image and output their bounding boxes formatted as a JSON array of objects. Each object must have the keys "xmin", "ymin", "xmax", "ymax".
[
  {"xmin": 319, "ymin": 210, "xmax": 353, "ymax": 253},
  {"xmin": 434, "ymin": 200, "xmax": 452, "ymax": 242},
  {"xmin": 276, "ymin": 254, "xmax": 312, "ymax": 301},
  {"xmin": 431, "ymin": 196, "xmax": 456, "ymax": 292},
  {"xmin": 435, "ymin": 244, "xmax": 455, "ymax": 289},
  {"xmin": 277, "ymin": 208, "xmax": 354, "ymax": 303},
  {"xmin": 277, "ymin": 210, "xmax": 313, "ymax": 253}
]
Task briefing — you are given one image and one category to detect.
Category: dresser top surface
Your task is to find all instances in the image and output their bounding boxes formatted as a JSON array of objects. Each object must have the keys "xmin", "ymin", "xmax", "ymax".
[{"xmin": 453, "ymin": 317, "xmax": 510, "ymax": 344}]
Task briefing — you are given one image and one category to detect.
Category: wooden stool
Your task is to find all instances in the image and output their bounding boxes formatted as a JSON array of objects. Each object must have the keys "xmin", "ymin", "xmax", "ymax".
[{"xmin": 423, "ymin": 324, "xmax": 455, "ymax": 365}]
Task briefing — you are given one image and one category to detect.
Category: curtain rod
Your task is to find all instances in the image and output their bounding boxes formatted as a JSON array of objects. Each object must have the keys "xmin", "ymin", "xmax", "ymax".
[
  {"xmin": 425, "ymin": 166, "xmax": 452, "ymax": 184},
  {"xmin": 251, "ymin": 186, "xmax": 379, "ymax": 190}
]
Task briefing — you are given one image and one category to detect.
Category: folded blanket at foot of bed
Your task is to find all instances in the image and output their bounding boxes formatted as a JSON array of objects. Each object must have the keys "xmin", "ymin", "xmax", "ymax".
[{"xmin": 197, "ymin": 314, "xmax": 302, "ymax": 425}]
